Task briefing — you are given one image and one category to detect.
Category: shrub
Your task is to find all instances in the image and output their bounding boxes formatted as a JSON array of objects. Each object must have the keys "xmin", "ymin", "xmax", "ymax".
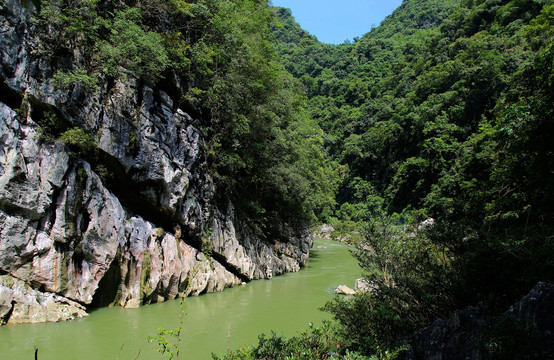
[
  {"xmin": 212, "ymin": 322, "xmax": 372, "ymax": 360},
  {"xmin": 58, "ymin": 127, "xmax": 98, "ymax": 154},
  {"xmin": 51, "ymin": 68, "xmax": 98, "ymax": 91},
  {"xmin": 323, "ymin": 216, "xmax": 455, "ymax": 355}
]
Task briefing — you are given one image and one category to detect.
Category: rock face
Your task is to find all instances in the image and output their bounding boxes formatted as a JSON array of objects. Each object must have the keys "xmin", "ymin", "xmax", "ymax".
[
  {"xmin": 333, "ymin": 278, "xmax": 378, "ymax": 296},
  {"xmin": 506, "ymin": 281, "xmax": 554, "ymax": 335},
  {"xmin": 0, "ymin": 0, "xmax": 312, "ymax": 324},
  {"xmin": 0, "ymin": 275, "xmax": 88, "ymax": 324},
  {"xmin": 404, "ymin": 282, "xmax": 554, "ymax": 360}
]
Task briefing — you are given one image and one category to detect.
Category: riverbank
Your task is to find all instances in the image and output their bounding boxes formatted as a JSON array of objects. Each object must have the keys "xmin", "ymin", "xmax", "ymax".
[{"xmin": 0, "ymin": 239, "xmax": 361, "ymax": 359}]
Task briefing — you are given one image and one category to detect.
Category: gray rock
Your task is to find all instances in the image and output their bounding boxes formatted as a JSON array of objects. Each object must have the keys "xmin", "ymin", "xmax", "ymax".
[
  {"xmin": 354, "ymin": 278, "xmax": 379, "ymax": 295},
  {"xmin": 417, "ymin": 218, "xmax": 435, "ymax": 232},
  {"xmin": 334, "ymin": 285, "xmax": 357, "ymax": 296},
  {"xmin": 506, "ymin": 281, "xmax": 554, "ymax": 333},
  {"xmin": 0, "ymin": 275, "xmax": 88, "ymax": 324},
  {"xmin": 313, "ymin": 224, "xmax": 335, "ymax": 240}
]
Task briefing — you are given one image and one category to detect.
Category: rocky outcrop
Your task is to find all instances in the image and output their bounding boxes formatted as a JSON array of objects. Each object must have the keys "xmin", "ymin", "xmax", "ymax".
[
  {"xmin": 403, "ymin": 282, "xmax": 554, "ymax": 359},
  {"xmin": 333, "ymin": 278, "xmax": 378, "ymax": 296},
  {"xmin": 0, "ymin": 0, "xmax": 312, "ymax": 324},
  {"xmin": 313, "ymin": 224, "xmax": 336, "ymax": 241},
  {"xmin": 0, "ymin": 275, "xmax": 87, "ymax": 324},
  {"xmin": 506, "ymin": 281, "xmax": 554, "ymax": 335}
]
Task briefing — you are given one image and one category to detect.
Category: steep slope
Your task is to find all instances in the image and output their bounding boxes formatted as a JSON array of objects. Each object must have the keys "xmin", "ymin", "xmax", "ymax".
[
  {"xmin": 0, "ymin": 0, "xmax": 333, "ymax": 324},
  {"xmin": 273, "ymin": 0, "xmax": 461, "ymax": 216},
  {"xmin": 273, "ymin": 0, "xmax": 553, "ymax": 226}
]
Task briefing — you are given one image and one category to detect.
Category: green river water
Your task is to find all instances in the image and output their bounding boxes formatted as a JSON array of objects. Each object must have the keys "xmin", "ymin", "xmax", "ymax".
[{"xmin": 0, "ymin": 239, "xmax": 361, "ymax": 359}]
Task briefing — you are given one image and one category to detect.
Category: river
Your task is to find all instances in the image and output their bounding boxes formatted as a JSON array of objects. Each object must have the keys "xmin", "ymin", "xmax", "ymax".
[{"xmin": 0, "ymin": 239, "xmax": 361, "ymax": 359}]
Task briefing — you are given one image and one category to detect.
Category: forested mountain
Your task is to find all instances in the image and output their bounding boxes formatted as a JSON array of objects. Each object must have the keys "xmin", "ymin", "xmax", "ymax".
[
  {"xmin": 273, "ymin": 0, "xmax": 464, "ymax": 219},
  {"xmin": 220, "ymin": 0, "xmax": 554, "ymax": 358},
  {"xmin": 274, "ymin": 0, "xmax": 553, "ymax": 226}
]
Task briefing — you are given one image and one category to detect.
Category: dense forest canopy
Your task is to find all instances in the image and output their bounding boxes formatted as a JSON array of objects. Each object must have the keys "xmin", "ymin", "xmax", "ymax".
[{"xmin": 274, "ymin": 0, "xmax": 553, "ymax": 227}]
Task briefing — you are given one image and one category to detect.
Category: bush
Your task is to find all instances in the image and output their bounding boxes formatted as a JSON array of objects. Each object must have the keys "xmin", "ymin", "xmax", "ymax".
[
  {"xmin": 323, "ymin": 216, "xmax": 455, "ymax": 355},
  {"xmin": 212, "ymin": 322, "xmax": 372, "ymax": 360},
  {"xmin": 97, "ymin": 7, "xmax": 170, "ymax": 81},
  {"xmin": 58, "ymin": 127, "xmax": 98, "ymax": 154},
  {"xmin": 51, "ymin": 68, "xmax": 98, "ymax": 91}
]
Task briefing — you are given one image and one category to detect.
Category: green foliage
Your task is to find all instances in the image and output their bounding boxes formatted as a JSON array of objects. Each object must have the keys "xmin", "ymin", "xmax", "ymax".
[
  {"xmin": 201, "ymin": 238, "xmax": 213, "ymax": 258},
  {"xmin": 272, "ymin": 0, "xmax": 464, "ymax": 216},
  {"xmin": 35, "ymin": 0, "xmax": 103, "ymax": 52},
  {"xmin": 176, "ymin": 0, "xmax": 338, "ymax": 226},
  {"xmin": 272, "ymin": 0, "xmax": 554, "ymax": 222},
  {"xmin": 149, "ymin": 326, "xmax": 182, "ymax": 359},
  {"xmin": 96, "ymin": 7, "xmax": 170, "ymax": 81},
  {"xmin": 323, "ymin": 217, "xmax": 454, "ymax": 355},
  {"xmin": 212, "ymin": 322, "xmax": 373, "ymax": 360},
  {"xmin": 38, "ymin": 110, "xmax": 64, "ymax": 138},
  {"xmin": 51, "ymin": 68, "xmax": 98, "ymax": 90},
  {"xmin": 36, "ymin": 0, "xmax": 171, "ymax": 82},
  {"xmin": 94, "ymin": 163, "xmax": 111, "ymax": 181},
  {"xmin": 162, "ymin": 30, "xmax": 191, "ymax": 72},
  {"xmin": 57, "ymin": 127, "xmax": 98, "ymax": 154}
]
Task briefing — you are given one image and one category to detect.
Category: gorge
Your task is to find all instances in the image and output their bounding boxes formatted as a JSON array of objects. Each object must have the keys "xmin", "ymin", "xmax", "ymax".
[
  {"xmin": 0, "ymin": 239, "xmax": 361, "ymax": 359},
  {"xmin": 2, "ymin": 0, "xmax": 554, "ymax": 358}
]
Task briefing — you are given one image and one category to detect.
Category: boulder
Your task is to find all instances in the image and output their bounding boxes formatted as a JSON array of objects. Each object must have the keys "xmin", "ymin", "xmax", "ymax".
[
  {"xmin": 0, "ymin": 275, "xmax": 88, "ymax": 325},
  {"xmin": 417, "ymin": 218, "xmax": 435, "ymax": 231},
  {"xmin": 354, "ymin": 278, "xmax": 379, "ymax": 295},
  {"xmin": 334, "ymin": 285, "xmax": 357, "ymax": 296},
  {"xmin": 313, "ymin": 224, "xmax": 335, "ymax": 240},
  {"xmin": 506, "ymin": 281, "xmax": 554, "ymax": 333}
]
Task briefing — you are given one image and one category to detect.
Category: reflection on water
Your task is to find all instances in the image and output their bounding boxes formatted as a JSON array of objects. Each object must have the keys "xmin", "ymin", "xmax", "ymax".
[{"xmin": 0, "ymin": 239, "xmax": 361, "ymax": 359}]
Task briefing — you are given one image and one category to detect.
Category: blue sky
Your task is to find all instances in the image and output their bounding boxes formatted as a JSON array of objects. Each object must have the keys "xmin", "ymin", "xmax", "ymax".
[{"xmin": 270, "ymin": 0, "xmax": 404, "ymax": 44}]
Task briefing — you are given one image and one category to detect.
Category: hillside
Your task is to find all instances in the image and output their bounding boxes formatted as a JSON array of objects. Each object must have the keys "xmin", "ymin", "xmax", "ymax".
[
  {"xmin": 219, "ymin": 0, "xmax": 554, "ymax": 358},
  {"xmin": 273, "ymin": 0, "xmax": 554, "ymax": 279}
]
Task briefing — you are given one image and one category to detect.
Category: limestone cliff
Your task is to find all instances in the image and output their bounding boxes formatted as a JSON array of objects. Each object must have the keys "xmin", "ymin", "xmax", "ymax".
[{"xmin": 0, "ymin": 0, "xmax": 312, "ymax": 325}]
